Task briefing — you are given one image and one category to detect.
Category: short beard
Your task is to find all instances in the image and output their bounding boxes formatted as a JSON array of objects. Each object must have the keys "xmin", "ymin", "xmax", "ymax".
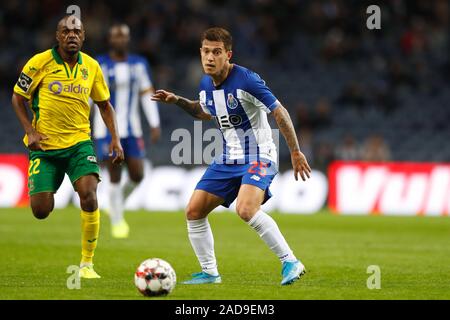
[{"xmin": 63, "ymin": 45, "xmax": 80, "ymax": 56}]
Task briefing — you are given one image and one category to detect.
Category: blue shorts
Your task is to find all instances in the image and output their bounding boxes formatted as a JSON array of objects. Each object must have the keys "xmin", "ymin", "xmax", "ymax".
[
  {"xmin": 95, "ymin": 136, "xmax": 145, "ymax": 161},
  {"xmin": 195, "ymin": 161, "xmax": 278, "ymax": 208}
]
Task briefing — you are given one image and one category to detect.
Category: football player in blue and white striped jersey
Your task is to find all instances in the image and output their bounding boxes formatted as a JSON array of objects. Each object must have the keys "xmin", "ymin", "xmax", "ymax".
[
  {"xmin": 152, "ymin": 27, "xmax": 311, "ymax": 286},
  {"xmin": 93, "ymin": 24, "xmax": 160, "ymax": 238}
]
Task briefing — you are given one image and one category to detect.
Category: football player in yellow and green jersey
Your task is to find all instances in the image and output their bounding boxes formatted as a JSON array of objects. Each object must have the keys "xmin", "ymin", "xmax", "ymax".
[
  {"xmin": 12, "ymin": 15, "xmax": 124, "ymax": 279},
  {"xmin": 14, "ymin": 43, "xmax": 109, "ymax": 150}
]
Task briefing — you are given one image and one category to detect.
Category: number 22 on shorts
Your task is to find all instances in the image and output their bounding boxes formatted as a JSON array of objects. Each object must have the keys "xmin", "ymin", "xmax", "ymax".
[{"xmin": 28, "ymin": 159, "xmax": 41, "ymax": 176}]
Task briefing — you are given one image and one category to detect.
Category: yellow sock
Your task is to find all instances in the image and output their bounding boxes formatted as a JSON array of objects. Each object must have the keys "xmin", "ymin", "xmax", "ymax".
[{"xmin": 80, "ymin": 208, "xmax": 100, "ymax": 265}]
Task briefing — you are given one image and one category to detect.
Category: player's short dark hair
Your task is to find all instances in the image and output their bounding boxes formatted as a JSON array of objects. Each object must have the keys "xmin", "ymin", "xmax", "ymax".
[{"xmin": 201, "ymin": 27, "xmax": 232, "ymax": 51}]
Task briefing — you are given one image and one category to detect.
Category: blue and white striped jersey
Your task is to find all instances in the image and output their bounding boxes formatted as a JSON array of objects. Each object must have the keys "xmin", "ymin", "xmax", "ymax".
[
  {"xmin": 93, "ymin": 54, "xmax": 158, "ymax": 139},
  {"xmin": 199, "ymin": 64, "xmax": 279, "ymax": 164}
]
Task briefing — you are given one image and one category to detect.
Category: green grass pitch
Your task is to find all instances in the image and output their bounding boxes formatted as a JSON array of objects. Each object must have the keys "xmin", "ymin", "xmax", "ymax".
[{"xmin": 0, "ymin": 207, "xmax": 449, "ymax": 300}]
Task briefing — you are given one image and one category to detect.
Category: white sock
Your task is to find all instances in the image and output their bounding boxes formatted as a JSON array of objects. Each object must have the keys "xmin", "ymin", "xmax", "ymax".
[
  {"xmin": 247, "ymin": 210, "xmax": 297, "ymax": 263},
  {"xmin": 187, "ymin": 218, "xmax": 219, "ymax": 276},
  {"xmin": 109, "ymin": 182, "xmax": 124, "ymax": 225}
]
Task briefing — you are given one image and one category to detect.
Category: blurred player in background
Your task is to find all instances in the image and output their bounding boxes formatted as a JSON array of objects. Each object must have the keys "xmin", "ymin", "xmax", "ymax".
[
  {"xmin": 152, "ymin": 27, "xmax": 311, "ymax": 285},
  {"xmin": 11, "ymin": 16, "xmax": 124, "ymax": 278},
  {"xmin": 94, "ymin": 24, "xmax": 161, "ymax": 239}
]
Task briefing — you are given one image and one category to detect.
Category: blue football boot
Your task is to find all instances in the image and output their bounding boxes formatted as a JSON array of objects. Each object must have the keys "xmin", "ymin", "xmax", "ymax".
[
  {"xmin": 182, "ymin": 271, "xmax": 222, "ymax": 284},
  {"xmin": 281, "ymin": 260, "xmax": 306, "ymax": 285}
]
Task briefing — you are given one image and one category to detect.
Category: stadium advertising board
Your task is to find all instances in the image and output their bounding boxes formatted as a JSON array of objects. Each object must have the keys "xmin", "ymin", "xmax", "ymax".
[
  {"xmin": 0, "ymin": 154, "xmax": 29, "ymax": 207},
  {"xmin": 0, "ymin": 155, "xmax": 327, "ymax": 213},
  {"xmin": 1, "ymin": 155, "xmax": 448, "ymax": 216},
  {"xmin": 329, "ymin": 161, "xmax": 450, "ymax": 216}
]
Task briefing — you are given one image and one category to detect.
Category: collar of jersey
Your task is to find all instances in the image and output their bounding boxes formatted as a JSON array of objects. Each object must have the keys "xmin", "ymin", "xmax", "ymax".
[{"xmin": 51, "ymin": 45, "xmax": 82, "ymax": 65}]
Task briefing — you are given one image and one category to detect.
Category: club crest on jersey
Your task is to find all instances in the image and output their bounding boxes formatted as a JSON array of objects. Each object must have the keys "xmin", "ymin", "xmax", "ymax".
[
  {"xmin": 227, "ymin": 93, "xmax": 238, "ymax": 109},
  {"xmin": 81, "ymin": 67, "xmax": 88, "ymax": 80}
]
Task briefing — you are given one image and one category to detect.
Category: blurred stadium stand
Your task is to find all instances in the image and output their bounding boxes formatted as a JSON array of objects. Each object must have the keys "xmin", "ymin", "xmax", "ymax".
[{"xmin": 1, "ymin": 0, "xmax": 448, "ymax": 170}]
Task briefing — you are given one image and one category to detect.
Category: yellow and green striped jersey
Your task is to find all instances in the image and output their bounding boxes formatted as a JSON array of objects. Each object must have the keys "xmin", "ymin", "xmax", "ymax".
[{"xmin": 13, "ymin": 46, "xmax": 110, "ymax": 150}]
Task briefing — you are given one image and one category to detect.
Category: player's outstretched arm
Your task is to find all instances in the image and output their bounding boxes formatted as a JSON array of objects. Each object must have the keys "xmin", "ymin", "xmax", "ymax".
[
  {"xmin": 140, "ymin": 87, "xmax": 161, "ymax": 144},
  {"xmin": 151, "ymin": 89, "xmax": 212, "ymax": 120},
  {"xmin": 95, "ymin": 100, "xmax": 124, "ymax": 164},
  {"xmin": 272, "ymin": 103, "xmax": 312, "ymax": 181},
  {"xmin": 11, "ymin": 93, "xmax": 48, "ymax": 151}
]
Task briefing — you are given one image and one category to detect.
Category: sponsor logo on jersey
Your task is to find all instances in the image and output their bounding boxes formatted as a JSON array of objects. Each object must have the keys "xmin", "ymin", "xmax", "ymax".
[
  {"xmin": 250, "ymin": 175, "xmax": 261, "ymax": 181},
  {"xmin": 229, "ymin": 114, "xmax": 242, "ymax": 126},
  {"xmin": 227, "ymin": 93, "xmax": 238, "ymax": 109},
  {"xmin": 48, "ymin": 81, "xmax": 63, "ymax": 94},
  {"xmin": 48, "ymin": 81, "xmax": 89, "ymax": 95},
  {"xmin": 215, "ymin": 114, "xmax": 242, "ymax": 129}
]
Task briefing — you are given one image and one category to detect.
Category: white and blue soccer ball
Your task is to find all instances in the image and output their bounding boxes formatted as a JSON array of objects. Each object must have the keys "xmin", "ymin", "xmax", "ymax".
[{"xmin": 134, "ymin": 258, "xmax": 176, "ymax": 297}]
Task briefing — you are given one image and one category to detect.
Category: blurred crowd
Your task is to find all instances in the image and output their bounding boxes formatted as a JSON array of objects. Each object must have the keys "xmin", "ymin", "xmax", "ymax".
[
  {"xmin": 0, "ymin": 0, "xmax": 448, "ymax": 170},
  {"xmin": 294, "ymin": 98, "xmax": 393, "ymax": 172}
]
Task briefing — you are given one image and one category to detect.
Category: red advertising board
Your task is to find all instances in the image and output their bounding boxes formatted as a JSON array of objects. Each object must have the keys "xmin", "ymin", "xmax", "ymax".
[
  {"xmin": 329, "ymin": 161, "xmax": 450, "ymax": 216},
  {"xmin": 0, "ymin": 154, "xmax": 29, "ymax": 207},
  {"xmin": 2, "ymin": 154, "xmax": 449, "ymax": 216}
]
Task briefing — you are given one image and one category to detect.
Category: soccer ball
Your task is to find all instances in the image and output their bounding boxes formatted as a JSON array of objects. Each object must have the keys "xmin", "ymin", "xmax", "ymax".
[{"xmin": 134, "ymin": 258, "xmax": 176, "ymax": 297}]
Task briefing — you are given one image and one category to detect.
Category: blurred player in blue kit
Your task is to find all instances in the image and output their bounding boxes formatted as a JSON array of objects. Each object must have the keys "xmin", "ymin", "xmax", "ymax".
[
  {"xmin": 94, "ymin": 24, "xmax": 161, "ymax": 238},
  {"xmin": 152, "ymin": 27, "xmax": 311, "ymax": 285}
]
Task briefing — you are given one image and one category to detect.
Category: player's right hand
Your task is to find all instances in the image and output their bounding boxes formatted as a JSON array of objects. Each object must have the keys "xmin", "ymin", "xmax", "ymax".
[
  {"xmin": 109, "ymin": 138, "xmax": 124, "ymax": 165},
  {"xmin": 291, "ymin": 150, "xmax": 312, "ymax": 181},
  {"xmin": 151, "ymin": 89, "xmax": 178, "ymax": 104},
  {"xmin": 27, "ymin": 130, "xmax": 48, "ymax": 151}
]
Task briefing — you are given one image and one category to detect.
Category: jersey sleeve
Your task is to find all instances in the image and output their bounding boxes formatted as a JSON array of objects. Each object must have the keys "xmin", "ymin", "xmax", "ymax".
[
  {"xmin": 138, "ymin": 59, "xmax": 153, "ymax": 92},
  {"xmin": 90, "ymin": 61, "xmax": 110, "ymax": 102},
  {"xmin": 13, "ymin": 55, "xmax": 44, "ymax": 100},
  {"xmin": 198, "ymin": 90, "xmax": 211, "ymax": 115},
  {"xmin": 245, "ymin": 71, "xmax": 279, "ymax": 113},
  {"xmin": 198, "ymin": 77, "xmax": 211, "ymax": 115}
]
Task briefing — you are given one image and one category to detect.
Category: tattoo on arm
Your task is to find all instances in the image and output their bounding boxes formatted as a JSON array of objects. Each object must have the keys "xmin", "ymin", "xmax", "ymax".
[
  {"xmin": 273, "ymin": 105, "xmax": 300, "ymax": 153},
  {"xmin": 176, "ymin": 97, "xmax": 210, "ymax": 119}
]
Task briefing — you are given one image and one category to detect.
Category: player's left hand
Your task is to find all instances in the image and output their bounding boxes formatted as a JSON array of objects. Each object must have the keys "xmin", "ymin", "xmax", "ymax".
[
  {"xmin": 150, "ymin": 127, "xmax": 161, "ymax": 144},
  {"xmin": 109, "ymin": 139, "xmax": 124, "ymax": 164},
  {"xmin": 291, "ymin": 150, "xmax": 311, "ymax": 181}
]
